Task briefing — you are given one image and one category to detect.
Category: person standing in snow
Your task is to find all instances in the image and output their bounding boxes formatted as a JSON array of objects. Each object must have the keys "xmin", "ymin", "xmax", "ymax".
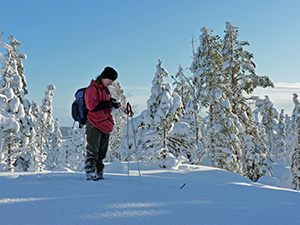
[{"xmin": 84, "ymin": 66, "xmax": 120, "ymax": 180}]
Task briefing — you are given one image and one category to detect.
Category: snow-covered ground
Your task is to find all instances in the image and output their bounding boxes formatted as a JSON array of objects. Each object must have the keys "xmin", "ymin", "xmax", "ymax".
[{"xmin": 1, "ymin": 161, "xmax": 300, "ymax": 225}]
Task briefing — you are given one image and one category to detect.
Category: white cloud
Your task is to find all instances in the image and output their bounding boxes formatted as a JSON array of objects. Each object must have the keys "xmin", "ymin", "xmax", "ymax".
[{"xmin": 253, "ymin": 83, "xmax": 300, "ymax": 114}]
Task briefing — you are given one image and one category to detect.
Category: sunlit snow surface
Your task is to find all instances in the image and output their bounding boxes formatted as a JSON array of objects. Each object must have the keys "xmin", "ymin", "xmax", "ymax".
[{"xmin": 1, "ymin": 162, "xmax": 300, "ymax": 225}]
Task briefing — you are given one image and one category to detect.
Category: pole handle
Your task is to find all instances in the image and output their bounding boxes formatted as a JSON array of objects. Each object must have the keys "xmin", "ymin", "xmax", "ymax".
[{"xmin": 124, "ymin": 102, "xmax": 134, "ymax": 117}]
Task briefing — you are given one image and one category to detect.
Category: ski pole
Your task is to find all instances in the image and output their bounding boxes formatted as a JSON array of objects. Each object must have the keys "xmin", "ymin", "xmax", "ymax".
[
  {"xmin": 131, "ymin": 116, "xmax": 141, "ymax": 179},
  {"xmin": 124, "ymin": 102, "xmax": 141, "ymax": 179},
  {"xmin": 125, "ymin": 104, "xmax": 130, "ymax": 177}
]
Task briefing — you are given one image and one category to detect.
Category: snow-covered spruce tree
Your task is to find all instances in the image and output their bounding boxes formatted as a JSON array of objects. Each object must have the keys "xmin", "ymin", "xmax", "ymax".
[
  {"xmin": 171, "ymin": 65, "xmax": 201, "ymax": 163},
  {"xmin": 240, "ymin": 129, "xmax": 271, "ymax": 182},
  {"xmin": 4, "ymin": 36, "xmax": 34, "ymax": 152},
  {"xmin": 189, "ymin": 27, "xmax": 222, "ymax": 162},
  {"xmin": 0, "ymin": 113, "xmax": 20, "ymax": 172},
  {"xmin": 214, "ymin": 99, "xmax": 245, "ymax": 173},
  {"xmin": 190, "ymin": 26, "xmax": 243, "ymax": 172},
  {"xmin": 0, "ymin": 35, "xmax": 34, "ymax": 171},
  {"xmin": 18, "ymin": 100, "xmax": 40, "ymax": 171},
  {"xmin": 31, "ymin": 84, "xmax": 55, "ymax": 171},
  {"xmin": 246, "ymin": 109, "xmax": 270, "ymax": 183},
  {"xmin": 284, "ymin": 113, "xmax": 296, "ymax": 164},
  {"xmin": 167, "ymin": 121, "xmax": 198, "ymax": 164},
  {"xmin": 255, "ymin": 96, "xmax": 279, "ymax": 159},
  {"xmin": 290, "ymin": 93, "xmax": 300, "ymax": 189},
  {"xmin": 46, "ymin": 118, "xmax": 63, "ymax": 169},
  {"xmin": 6, "ymin": 36, "xmax": 28, "ymax": 95},
  {"xmin": 59, "ymin": 127, "xmax": 86, "ymax": 171},
  {"xmin": 137, "ymin": 60, "xmax": 183, "ymax": 167},
  {"xmin": 106, "ymin": 79, "xmax": 127, "ymax": 162},
  {"xmin": 171, "ymin": 65, "xmax": 193, "ymax": 109},
  {"xmin": 174, "ymin": 72, "xmax": 205, "ymax": 163},
  {"xmin": 181, "ymin": 107, "xmax": 206, "ymax": 163},
  {"xmin": 274, "ymin": 109, "xmax": 286, "ymax": 159},
  {"xmin": 221, "ymin": 22, "xmax": 274, "ymax": 181}
]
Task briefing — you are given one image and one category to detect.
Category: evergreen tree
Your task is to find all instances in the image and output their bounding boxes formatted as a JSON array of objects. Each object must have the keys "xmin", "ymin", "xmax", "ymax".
[
  {"xmin": 171, "ymin": 65, "xmax": 193, "ymax": 109},
  {"xmin": 255, "ymin": 96, "xmax": 279, "ymax": 159},
  {"xmin": 0, "ymin": 36, "xmax": 32, "ymax": 146},
  {"xmin": 46, "ymin": 118, "xmax": 63, "ymax": 169},
  {"xmin": 171, "ymin": 65, "xmax": 203, "ymax": 163},
  {"xmin": 33, "ymin": 84, "xmax": 56, "ymax": 171},
  {"xmin": 168, "ymin": 65, "xmax": 204, "ymax": 164},
  {"xmin": 284, "ymin": 113, "xmax": 296, "ymax": 164},
  {"xmin": 221, "ymin": 22, "xmax": 274, "ymax": 181},
  {"xmin": 0, "ymin": 114, "xmax": 20, "ymax": 172},
  {"xmin": 136, "ymin": 60, "xmax": 182, "ymax": 167},
  {"xmin": 167, "ymin": 121, "xmax": 198, "ymax": 164},
  {"xmin": 190, "ymin": 27, "xmax": 238, "ymax": 170},
  {"xmin": 290, "ymin": 93, "xmax": 300, "ymax": 189},
  {"xmin": 274, "ymin": 109, "xmax": 286, "ymax": 159},
  {"xmin": 0, "ymin": 35, "xmax": 30, "ymax": 171},
  {"xmin": 60, "ymin": 127, "xmax": 86, "ymax": 171},
  {"xmin": 6, "ymin": 36, "xmax": 28, "ymax": 95},
  {"xmin": 106, "ymin": 79, "xmax": 127, "ymax": 162},
  {"xmin": 240, "ymin": 131, "xmax": 271, "ymax": 182},
  {"xmin": 174, "ymin": 68, "xmax": 205, "ymax": 162}
]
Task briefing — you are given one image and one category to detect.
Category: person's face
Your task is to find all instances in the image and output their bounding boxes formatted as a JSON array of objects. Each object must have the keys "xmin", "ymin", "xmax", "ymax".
[{"xmin": 102, "ymin": 78, "xmax": 113, "ymax": 87}]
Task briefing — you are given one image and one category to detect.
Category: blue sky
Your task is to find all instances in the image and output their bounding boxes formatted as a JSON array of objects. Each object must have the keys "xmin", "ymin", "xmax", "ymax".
[{"xmin": 1, "ymin": 0, "xmax": 300, "ymax": 126}]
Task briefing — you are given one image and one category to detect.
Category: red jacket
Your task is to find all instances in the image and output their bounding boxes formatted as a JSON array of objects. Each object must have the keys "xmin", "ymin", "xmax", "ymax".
[{"xmin": 85, "ymin": 80, "xmax": 114, "ymax": 134}]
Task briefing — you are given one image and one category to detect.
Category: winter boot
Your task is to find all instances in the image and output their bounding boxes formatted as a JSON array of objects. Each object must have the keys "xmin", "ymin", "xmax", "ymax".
[
  {"xmin": 94, "ymin": 173, "xmax": 104, "ymax": 181},
  {"xmin": 86, "ymin": 169, "xmax": 97, "ymax": 181}
]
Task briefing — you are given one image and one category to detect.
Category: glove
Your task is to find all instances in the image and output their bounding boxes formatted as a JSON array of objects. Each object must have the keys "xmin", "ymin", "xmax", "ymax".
[
  {"xmin": 109, "ymin": 98, "xmax": 121, "ymax": 109},
  {"xmin": 92, "ymin": 98, "xmax": 115, "ymax": 112},
  {"xmin": 110, "ymin": 97, "xmax": 117, "ymax": 102},
  {"xmin": 112, "ymin": 101, "xmax": 121, "ymax": 109}
]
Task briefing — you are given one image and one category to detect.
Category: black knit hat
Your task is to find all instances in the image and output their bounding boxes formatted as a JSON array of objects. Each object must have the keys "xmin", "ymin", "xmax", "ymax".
[{"xmin": 101, "ymin": 66, "xmax": 118, "ymax": 81}]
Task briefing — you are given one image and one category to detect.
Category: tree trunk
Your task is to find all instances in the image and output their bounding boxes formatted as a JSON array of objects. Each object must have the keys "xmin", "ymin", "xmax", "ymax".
[
  {"xmin": 210, "ymin": 104, "xmax": 215, "ymax": 167},
  {"xmin": 8, "ymin": 143, "xmax": 13, "ymax": 172}
]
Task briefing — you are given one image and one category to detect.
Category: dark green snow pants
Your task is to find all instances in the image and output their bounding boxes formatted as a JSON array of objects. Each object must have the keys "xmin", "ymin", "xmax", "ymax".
[{"xmin": 85, "ymin": 120, "xmax": 110, "ymax": 176}]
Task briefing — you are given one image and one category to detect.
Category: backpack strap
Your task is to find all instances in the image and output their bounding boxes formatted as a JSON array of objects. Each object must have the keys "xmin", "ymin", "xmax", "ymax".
[{"xmin": 84, "ymin": 84, "xmax": 98, "ymax": 109}]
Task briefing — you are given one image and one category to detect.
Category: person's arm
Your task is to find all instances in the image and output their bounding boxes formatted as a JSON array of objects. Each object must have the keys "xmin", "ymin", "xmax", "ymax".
[
  {"xmin": 85, "ymin": 86, "xmax": 109, "ymax": 111},
  {"xmin": 92, "ymin": 100, "xmax": 111, "ymax": 111}
]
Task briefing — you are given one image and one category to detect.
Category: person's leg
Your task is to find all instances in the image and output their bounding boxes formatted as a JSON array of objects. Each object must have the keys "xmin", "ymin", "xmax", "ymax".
[
  {"xmin": 85, "ymin": 120, "xmax": 102, "ymax": 179},
  {"xmin": 96, "ymin": 132, "xmax": 110, "ymax": 177}
]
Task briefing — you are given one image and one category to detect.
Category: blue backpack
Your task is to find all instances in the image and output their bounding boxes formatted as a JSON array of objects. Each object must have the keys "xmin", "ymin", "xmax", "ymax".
[
  {"xmin": 71, "ymin": 87, "xmax": 88, "ymax": 128},
  {"xmin": 72, "ymin": 84, "xmax": 101, "ymax": 128},
  {"xmin": 72, "ymin": 85, "xmax": 99, "ymax": 128}
]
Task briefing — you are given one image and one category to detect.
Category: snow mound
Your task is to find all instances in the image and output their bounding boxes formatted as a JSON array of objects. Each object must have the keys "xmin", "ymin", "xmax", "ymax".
[
  {"xmin": 257, "ymin": 176, "xmax": 280, "ymax": 187},
  {"xmin": 163, "ymin": 153, "xmax": 179, "ymax": 169},
  {"xmin": 105, "ymin": 161, "xmax": 128, "ymax": 173},
  {"xmin": 271, "ymin": 160, "xmax": 292, "ymax": 189}
]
